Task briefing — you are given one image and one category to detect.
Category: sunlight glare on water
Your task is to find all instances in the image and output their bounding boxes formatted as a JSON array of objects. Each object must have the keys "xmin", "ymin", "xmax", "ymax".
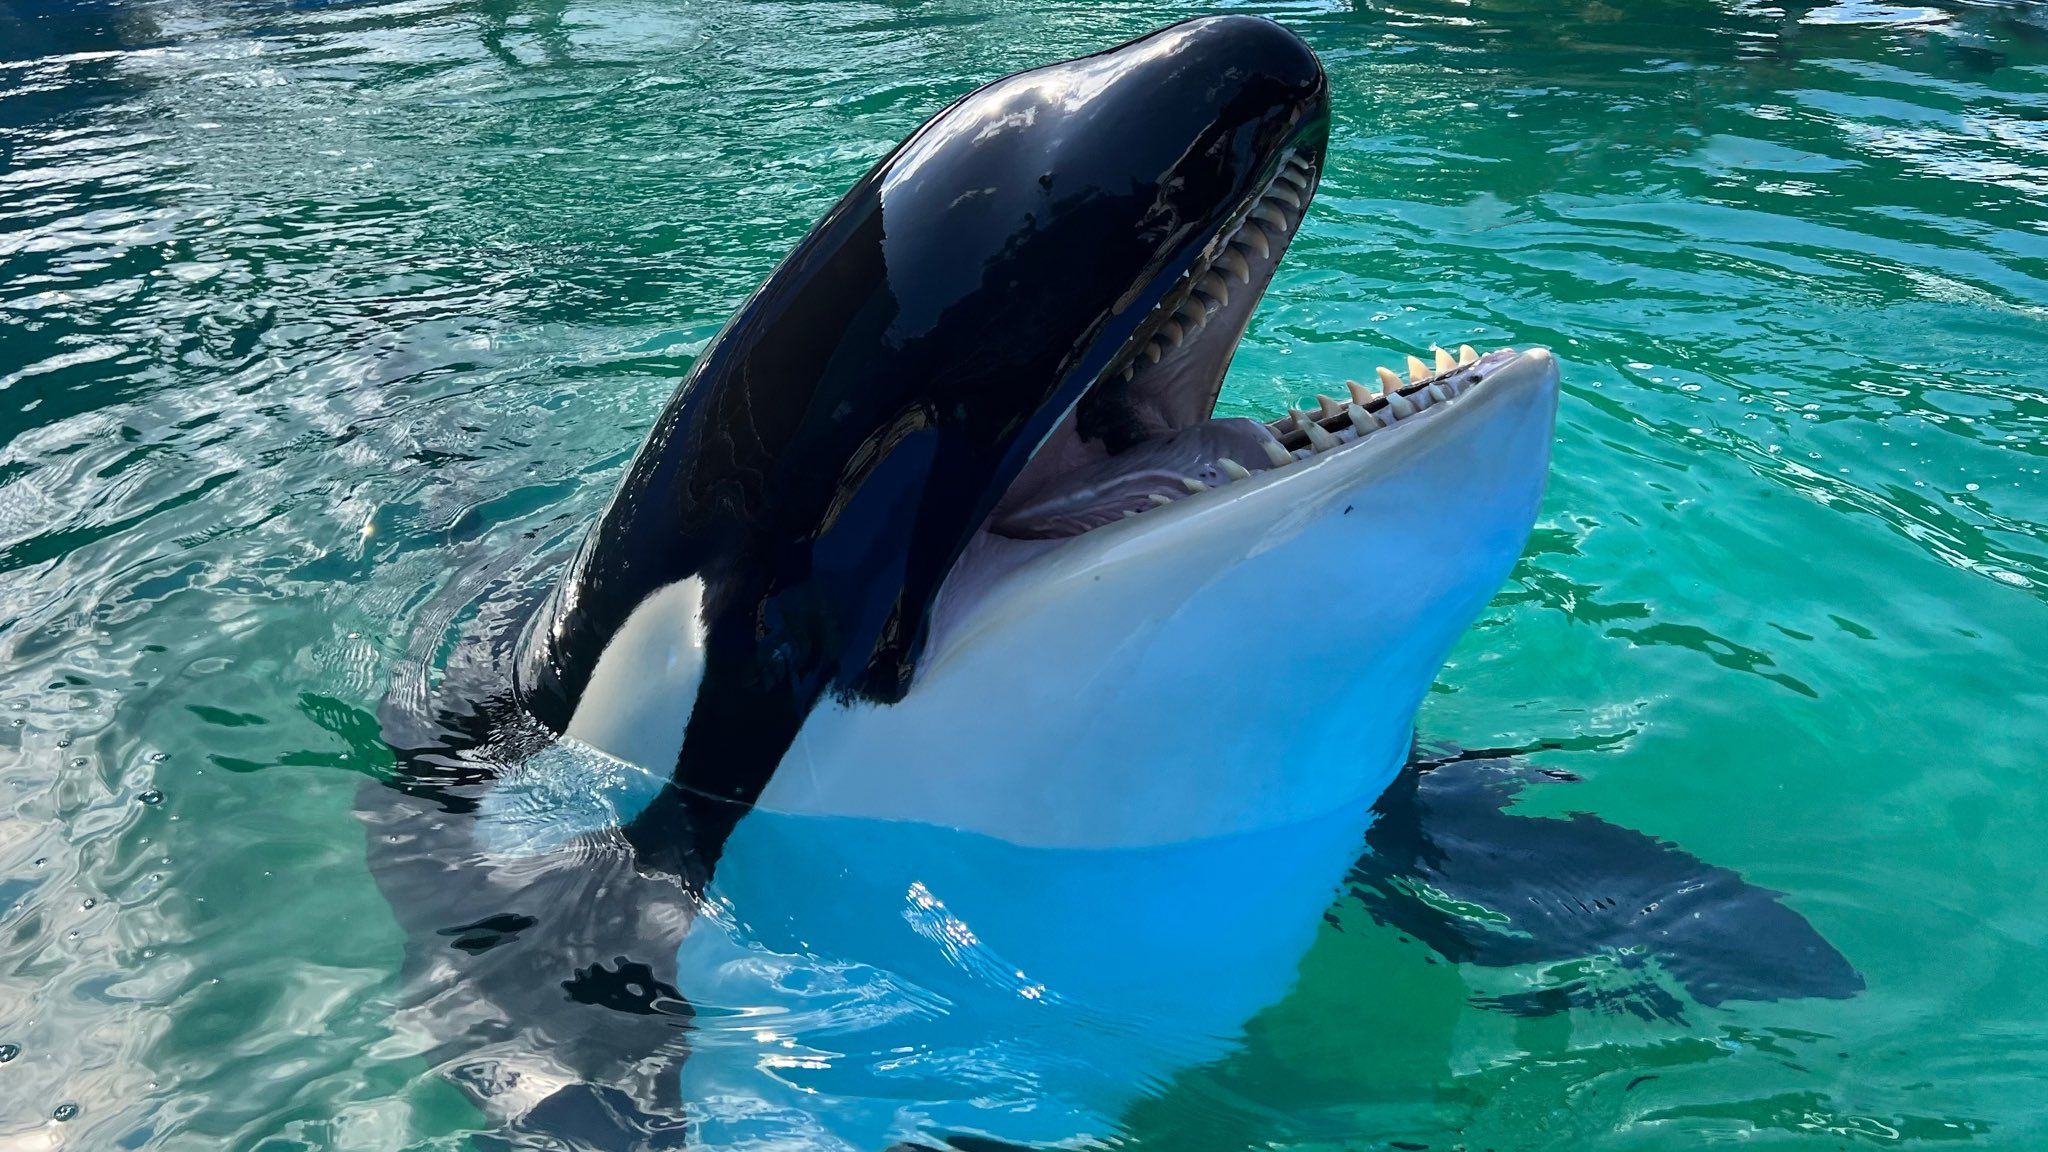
[{"xmin": 1, "ymin": 0, "xmax": 2045, "ymax": 1148}]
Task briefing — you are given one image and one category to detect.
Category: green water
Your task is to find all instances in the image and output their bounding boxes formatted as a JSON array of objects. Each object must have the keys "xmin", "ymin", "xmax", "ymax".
[{"xmin": 2, "ymin": 0, "xmax": 2046, "ymax": 1147}]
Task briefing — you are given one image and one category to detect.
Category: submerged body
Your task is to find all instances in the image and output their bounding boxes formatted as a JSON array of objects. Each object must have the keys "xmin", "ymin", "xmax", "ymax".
[{"xmin": 363, "ymin": 743, "xmax": 1860, "ymax": 1148}]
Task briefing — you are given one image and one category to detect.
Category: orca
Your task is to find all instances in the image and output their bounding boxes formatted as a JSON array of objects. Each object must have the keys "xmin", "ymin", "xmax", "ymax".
[
  {"xmin": 351, "ymin": 14, "xmax": 1844, "ymax": 1150},
  {"xmin": 489, "ymin": 11, "xmax": 1557, "ymax": 871}
]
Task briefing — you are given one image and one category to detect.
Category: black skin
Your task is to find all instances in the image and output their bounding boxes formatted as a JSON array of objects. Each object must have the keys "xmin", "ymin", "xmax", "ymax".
[{"xmin": 508, "ymin": 15, "xmax": 1330, "ymax": 875}]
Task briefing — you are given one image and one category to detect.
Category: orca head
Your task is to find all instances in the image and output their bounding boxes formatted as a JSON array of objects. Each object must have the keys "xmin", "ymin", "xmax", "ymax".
[{"xmin": 510, "ymin": 16, "xmax": 1557, "ymax": 856}]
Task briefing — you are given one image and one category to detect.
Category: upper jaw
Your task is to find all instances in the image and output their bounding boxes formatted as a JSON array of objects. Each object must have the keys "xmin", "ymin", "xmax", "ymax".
[
  {"xmin": 1108, "ymin": 147, "xmax": 1323, "ymax": 437},
  {"xmin": 998, "ymin": 146, "xmax": 1322, "ymax": 523}
]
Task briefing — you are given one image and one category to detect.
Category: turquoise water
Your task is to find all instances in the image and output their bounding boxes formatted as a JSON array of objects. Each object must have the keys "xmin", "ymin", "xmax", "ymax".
[{"xmin": 3, "ymin": 0, "xmax": 2047, "ymax": 1147}]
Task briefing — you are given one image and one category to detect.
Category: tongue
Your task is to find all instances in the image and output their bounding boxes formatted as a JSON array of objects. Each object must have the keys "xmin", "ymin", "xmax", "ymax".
[{"xmin": 989, "ymin": 418, "xmax": 1279, "ymax": 540}]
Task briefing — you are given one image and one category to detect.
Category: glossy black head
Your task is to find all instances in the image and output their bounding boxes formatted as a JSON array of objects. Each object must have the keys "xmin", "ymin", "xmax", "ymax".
[{"xmin": 514, "ymin": 16, "xmax": 1328, "ymax": 835}]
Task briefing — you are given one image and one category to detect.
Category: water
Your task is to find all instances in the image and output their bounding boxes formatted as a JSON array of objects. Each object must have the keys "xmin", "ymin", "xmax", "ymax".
[{"xmin": 2, "ymin": 0, "xmax": 2045, "ymax": 1147}]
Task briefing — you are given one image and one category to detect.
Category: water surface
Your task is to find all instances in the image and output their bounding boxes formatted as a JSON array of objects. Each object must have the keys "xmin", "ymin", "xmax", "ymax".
[{"xmin": 2, "ymin": 0, "xmax": 2046, "ymax": 1148}]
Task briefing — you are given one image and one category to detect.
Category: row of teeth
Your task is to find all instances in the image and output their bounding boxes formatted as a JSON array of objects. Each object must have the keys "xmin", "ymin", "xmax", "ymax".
[
  {"xmin": 1117, "ymin": 343, "xmax": 1501, "ymax": 518},
  {"xmin": 1118, "ymin": 151, "xmax": 1317, "ymax": 380},
  {"xmin": 1272, "ymin": 343, "xmax": 1490, "ymax": 454}
]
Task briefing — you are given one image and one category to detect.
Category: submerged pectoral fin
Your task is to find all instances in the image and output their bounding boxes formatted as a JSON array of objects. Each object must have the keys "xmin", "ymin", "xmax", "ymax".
[{"xmin": 1353, "ymin": 751, "xmax": 1862, "ymax": 1017}]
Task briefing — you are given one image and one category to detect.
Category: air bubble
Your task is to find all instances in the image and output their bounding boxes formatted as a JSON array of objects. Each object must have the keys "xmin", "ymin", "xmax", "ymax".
[
  {"xmin": 139, "ymin": 790, "xmax": 163, "ymax": 805},
  {"xmin": 53, "ymin": 1104, "xmax": 78, "ymax": 1122},
  {"xmin": 0, "ymin": 1043, "xmax": 17, "ymax": 1062}
]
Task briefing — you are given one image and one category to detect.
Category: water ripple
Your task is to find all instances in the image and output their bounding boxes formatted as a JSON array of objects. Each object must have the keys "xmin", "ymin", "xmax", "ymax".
[{"xmin": 0, "ymin": 0, "xmax": 2044, "ymax": 1148}]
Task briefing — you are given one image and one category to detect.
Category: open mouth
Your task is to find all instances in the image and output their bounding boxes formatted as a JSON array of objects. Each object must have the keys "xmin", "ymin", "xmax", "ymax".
[{"xmin": 985, "ymin": 149, "xmax": 1524, "ymax": 542}]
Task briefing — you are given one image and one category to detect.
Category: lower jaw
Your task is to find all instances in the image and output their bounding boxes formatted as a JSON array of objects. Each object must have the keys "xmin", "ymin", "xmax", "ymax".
[
  {"xmin": 932, "ymin": 345, "xmax": 1558, "ymax": 670},
  {"xmin": 992, "ymin": 343, "xmax": 1526, "ymax": 540}
]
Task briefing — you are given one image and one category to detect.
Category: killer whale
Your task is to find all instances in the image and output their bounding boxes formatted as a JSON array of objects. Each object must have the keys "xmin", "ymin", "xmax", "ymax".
[
  {"xmin": 492, "ymin": 13, "xmax": 1559, "ymax": 862},
  {"xmin": 359, "ymin": 14, "xmax": 1852, "ymax": 1150},
  {"xmin": 506, "ymin": 12, "xmax": 1353, "ymax": 874}
]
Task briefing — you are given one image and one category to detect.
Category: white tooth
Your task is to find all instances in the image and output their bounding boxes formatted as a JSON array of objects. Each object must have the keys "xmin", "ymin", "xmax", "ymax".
[
  {"xmin": 1196, "ymin": 272, "xmax": 1229, "ymax": 308},
  {"xmin": 1458, "ymin": 344, "xmax": 1478, "ymax": 365},
  {"xmin": 1260, "ymin": 438, "xmax": 1293, "ymax": 468},
  {"xmin": 1427, "ymin": 383, "xmax": 1449, "ymax": 404},
  {"xmin": 1218, "ymin": 457, "xmax": 1252, "ymax": 481},
  {"xmin": 1160, "ymin": 318, "xmax": 1184, "ymax": 347},
  {"xmin": 1147, "ymin": 494, "xmax": 1173, "ymax": 507},
  {"xmin": 1376, "ymin": 366, "xmax": 1403, "ymax": 394},
  {"xmin": 1386, "ymin": 390, "xmax": 1417, "ymax": 419},
  {"xmin": 1145, "ymin": 340, "xmax": 1163, "ymax": 363},
  {"xmin": 1181, "ymin": 476, "xmax": 1209, "ymax": 494},
  {"xmin": 1275, "ymin": 168, "xmax": 1309, "ymax": 191},
  {"xmin": 1290, "ymin": 406, "xmax": 1314, "ymax": 429},
  {"xmin": 1266, "ymin": 186, "xmax": 1301, "ymax": 210},
  {"xmin": 1301, "ymin": 419, "xmax": 1338, "ymax": 452},
  {"xmin": 1285, "ymin": 153, "xmax": 1313, "ymax": 173},
  {"xmin": 1407, "ymin": 354, "xmax": 1429, "ymax": 383},
  {"xmin": 1176, "ymin": 300, "xmax": 1205, "ymax": 327},
  {"xmin": 1237, "ymin": 226, "xmax": 1270, "ymax": 259},
  {"xmin": 1345, "ymin": 403, "xmax": 1375, "ymax": 434},
  {"xmin": 1347, "ymin": 379, "xmax": 1375, "ymax": 406},
  {"xmin": 1122, "ymin": 363, "xmax": 1135, "ymax": 381},
  {"xmin": 1251, "ymin": 204, "xmax": 1290, "ymax": 232},
  {"xmin": 1435, "ymin": 348, "xmax": 1456, "ymax": 374},
  {"xmin": 1317, "ymin": 394, "xmax": 1345, "ymax": 418},
  {"xmin": 1217, "ymin": 248, "xmax": 1252, "ymax": 284},
  {"xmin": 1122, "ymin": 510, "xmax": 1139, "ymax": 519},
  {"xmin": 1410, "ymin": 387, "xmax": 1434, "ymax": 410}
]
